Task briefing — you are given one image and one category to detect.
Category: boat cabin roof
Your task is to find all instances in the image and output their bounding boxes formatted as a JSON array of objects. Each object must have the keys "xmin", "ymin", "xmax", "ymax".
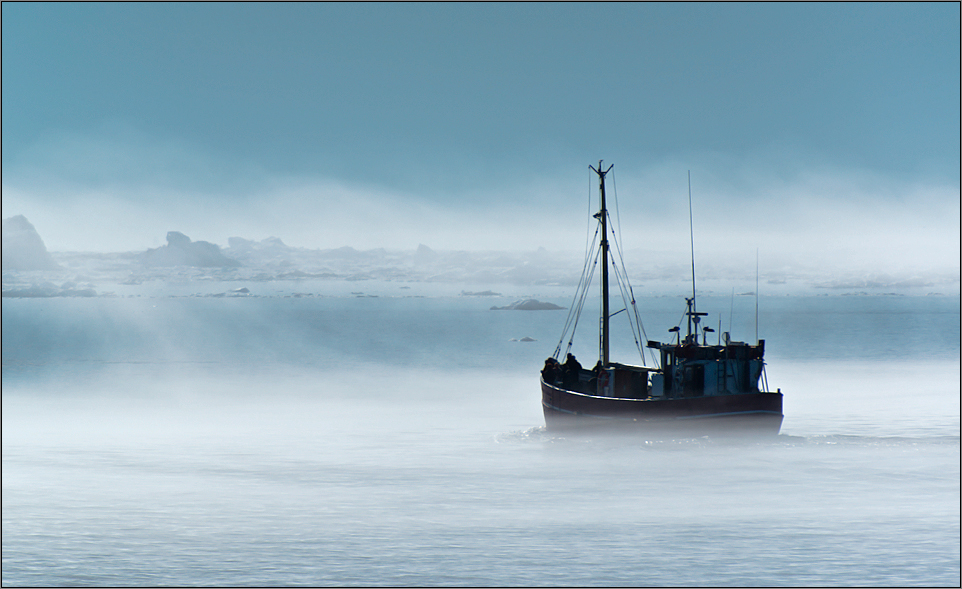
[{"xmin": 646, "ymin": 340, "xmax": 764, "ymax": 361}]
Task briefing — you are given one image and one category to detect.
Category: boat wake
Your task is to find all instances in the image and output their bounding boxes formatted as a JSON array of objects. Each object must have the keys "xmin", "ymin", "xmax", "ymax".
[
  {"xmin": 494, "ymin": 426, "xmax": 552, "ymax": 444},
  {"xmin": 495, "ymin": 428, "xmax": 960, "ymax": 449},
  {"xmin": 786, "ymin": 433, "xmax": 961, "ymax": 447},
  {"xmin": 495, "ymin": 426, "xmax": 757, "ymax": 448}
]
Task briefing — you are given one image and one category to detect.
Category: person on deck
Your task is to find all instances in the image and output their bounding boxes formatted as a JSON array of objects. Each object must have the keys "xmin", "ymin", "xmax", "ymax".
[
  {"xmin": 542, "ymin": 358, "xmax": 561, "ymax": 384},
  {"xmin": 562, "ymin": 353, "xmax": 582, "ymax": 390},
  {"xmin": 590, "ymin": 360, "xmax": 605, "ymax": 393}
]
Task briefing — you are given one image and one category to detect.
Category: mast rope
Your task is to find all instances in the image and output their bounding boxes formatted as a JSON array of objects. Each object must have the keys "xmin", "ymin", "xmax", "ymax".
[
  {"xmin": 554, "ymin": 221, "xmax": 601, "ymax": 359},
  {"xmin": 553, "ymin": 171, "xmax": 598, "ymax": 358},
  {"xmin": 553, "ymin": 163, "xmax": 657, "ymax": 369},
  {"xmin": 608, "ymin": 174, "xmax": 654, "ymax": 366},
  {"xmin": 607, "ymin": 212, "xmax": 651, "ymax": 366},
  {"xmin": 566, "ymin": 245, "xmax": 601, "ymax": 358}
]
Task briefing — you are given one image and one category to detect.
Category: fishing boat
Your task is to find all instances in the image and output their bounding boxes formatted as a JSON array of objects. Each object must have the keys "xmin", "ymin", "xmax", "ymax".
[{"xmin": 540, "ymin": 161, "xmax": 783, "ymax": 435}]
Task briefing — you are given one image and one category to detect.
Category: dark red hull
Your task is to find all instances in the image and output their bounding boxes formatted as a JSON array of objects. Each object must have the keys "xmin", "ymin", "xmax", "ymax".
[{"xmin": 541, "ymin": 379, "xmax": 783, "ymax": 436}]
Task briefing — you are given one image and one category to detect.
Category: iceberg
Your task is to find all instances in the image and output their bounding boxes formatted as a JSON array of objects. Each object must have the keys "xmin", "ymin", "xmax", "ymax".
[
  {"xmin": 140, "ymin": 231, "xmax": 240, "ymax": 268},
  {"xmin": 1, "ymin": 215, "xmax": 60, "ymax": 271}
]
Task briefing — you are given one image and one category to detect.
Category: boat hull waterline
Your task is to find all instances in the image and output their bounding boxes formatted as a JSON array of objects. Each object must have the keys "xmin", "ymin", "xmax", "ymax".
[{"xmin": 541, "ymin": 379, "xmax": 783, "ymax": 436}]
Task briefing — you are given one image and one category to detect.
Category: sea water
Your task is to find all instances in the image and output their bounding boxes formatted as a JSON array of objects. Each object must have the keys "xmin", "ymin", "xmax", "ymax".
[{"xmin": 2, "ymin": 291, "xmax": 959, "ymax": 586}]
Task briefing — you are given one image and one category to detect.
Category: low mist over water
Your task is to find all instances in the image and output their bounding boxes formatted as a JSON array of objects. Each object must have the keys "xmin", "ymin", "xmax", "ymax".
[{"xmin": 3, "ymin": 291, "xmax": 959, "ymax": 586}]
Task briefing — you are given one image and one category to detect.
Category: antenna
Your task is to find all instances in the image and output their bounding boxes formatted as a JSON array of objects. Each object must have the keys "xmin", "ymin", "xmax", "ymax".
[
  {"xmin": 682, "ymin": 171, "xmax": 707, "ymax": 344},
  {"xmin": 688, "ymin": 171, "xmax": 696, "ymax": 313},
  {"xmin": 755, "ymin": 248, "xmax": 759, "ymax": 344},
  {"xmin": 729, "ymin": 287, "xmax": 735, "ymax": 335}
]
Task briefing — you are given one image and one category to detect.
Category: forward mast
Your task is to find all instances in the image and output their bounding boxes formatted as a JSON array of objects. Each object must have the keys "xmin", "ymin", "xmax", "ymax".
[{"xmin": 589, "ymin": 161, "xmax": 614, "ymax": 367}]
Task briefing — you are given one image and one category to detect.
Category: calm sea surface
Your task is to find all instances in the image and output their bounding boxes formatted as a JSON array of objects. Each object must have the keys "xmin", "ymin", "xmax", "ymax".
[{"xmin": 3, "ymin": 292, "xmax": 959, "ymax": 586}]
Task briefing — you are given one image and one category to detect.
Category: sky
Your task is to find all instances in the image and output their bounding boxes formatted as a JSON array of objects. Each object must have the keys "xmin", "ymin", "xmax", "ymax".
[{"xmin": 2, "ymin": 2, "xmax": 959, "ymax": 271}]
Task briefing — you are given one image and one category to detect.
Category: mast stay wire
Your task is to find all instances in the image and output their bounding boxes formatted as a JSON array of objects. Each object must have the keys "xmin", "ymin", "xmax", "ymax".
[
  {"xmin": 607, "ymin": 211, "xmax": 654, "ymax": 367},
  {"xmin": 554, "ymin": 225, "xmax": 601, "ymax": 359},
  {"xmin": 554, "ymin": 164, "xmax": 658, "ymax": 368},
  {"xmin": 565, "ymin": 243, "xmax": 602, "ymax": 358},
  {"xmin": 607, "ymin": 231, "xmax": 646, "ymax": 364},
  {"xmin": 554, "ymin": 168, "xmax": 601, "ymax": 359},
  {"xmin": 608, "ymin": 170, "xmax": 655, "ymax": 366}
]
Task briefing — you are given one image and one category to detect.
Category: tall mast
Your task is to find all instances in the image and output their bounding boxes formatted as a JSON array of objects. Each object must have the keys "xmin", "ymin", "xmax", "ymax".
[{"xmin": 590, "ymin": 161, "xmax": 613, "ymax": 366}]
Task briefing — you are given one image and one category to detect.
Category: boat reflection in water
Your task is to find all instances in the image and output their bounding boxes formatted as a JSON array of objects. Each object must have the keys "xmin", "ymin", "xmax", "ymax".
[{"xmin": 541, "ymin": 162, "xmax": 783, "ymax": 436}]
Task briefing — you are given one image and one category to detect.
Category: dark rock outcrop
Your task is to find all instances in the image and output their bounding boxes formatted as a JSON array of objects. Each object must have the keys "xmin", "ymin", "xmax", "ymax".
[
  {"xmin": 490, "ymin": 299, "xmax": 565, "ymax": 311},
  {"xmin": 1, "ymin": 215, "xmax": 60, "ymax": 271}
]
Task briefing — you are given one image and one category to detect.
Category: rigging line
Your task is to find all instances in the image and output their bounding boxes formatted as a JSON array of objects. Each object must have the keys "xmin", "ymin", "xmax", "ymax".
[
  {"xmin": 556, "ymin": 222, "xmax": 601, "ymax": 353},
  {"xmin": 625, "ymin": 281, "xmax": 654, "ymax": 366},
  {"xmin": 605, "ymin": 207, "xmax": 640, "ymax": 323},
  {"xmin": 605, "ymin": 209, "xmax": 633, "ymax": 306},
  {"xmin": 579, "ymin": 188, "xmax": 597, "ymax": 289},
  {"xmin": 673, "ymin": 307, "xmax": 688, "ymax": 337},
  {"xmin": 603, "ymin": 172, "xmax": 633, "ymax": 301},
  {"xmin": 607, "ymin": 243, "xmax": 648, "ymax": 362},
  {"xmin": 621, "ymin": 290, "xmax": 645, "ymax": 362},
  {"xmin": 558, "ymin": 168, "xmax": 595, "ymax": 349},
  {"xmin": 584, "ymin": 166, "xmax": 595, "ymax": 265},
  {"xmin": 555, "ymin": 278, "xmax": 583, "ymax": 357},
  {"xmin": 609, "ymin": 259, "xmax": 630, "ymax": 322},
  {"xmin": 610, "ymin": 257, "xmax": 646, "ymax": 363},
  {"xmin": 611, "ymin": 169, "xmax": 625, "ymax": 258},
  {"xmin": 567, "ymin": 249, "xmax": 598, "ymax": 346},
  {"xmin": 603, "ymin": 192, "xmax": 625, "ymax": 259},
  {"xmin": 608, "ymin": 253, "xmax": 632, "ymax": 320},
  {"xmin": 558, "ymin": 167, "xmax": 601, "ymax": 353},
  {"xmin": 604, "ymin": 207, "xmax": 654, "ymax": 365},
  {"xmin": 608, "ymin": 210, "xmax": 635, "ymax": 302},
  {"xmin": 608, "ymin": 218, "xmax": 649, "ymax": 362},
  {"xmin": 604, "ymin": 226, "xmax": 632, "ymax": 328},
  {"xmin": 608, "ymin": 174, "xmax": 644, "ymax": 311},
  {"xmin": 633, "ymin": 298, "xmax": 656, "ymax": 367},
  {"xmin": 564, "ymin": 243, "xmax": 602, "ymax": 358},
  {"xmin": 729, "ymin": 287, "xmax": 735, "ymax": 337},
  {"xmin": 569, "ymin": 226, "xmax": 600, "ymax": 326},
  {"xmin": 557, "ymin": 224, "xmax": 602, "ymax": 356}
]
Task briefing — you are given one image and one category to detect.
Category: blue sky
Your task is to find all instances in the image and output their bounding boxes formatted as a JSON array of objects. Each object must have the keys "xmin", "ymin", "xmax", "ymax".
[{"xmin": 2, "ymin": 2, "xmax": 959, "ymax": 261}]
